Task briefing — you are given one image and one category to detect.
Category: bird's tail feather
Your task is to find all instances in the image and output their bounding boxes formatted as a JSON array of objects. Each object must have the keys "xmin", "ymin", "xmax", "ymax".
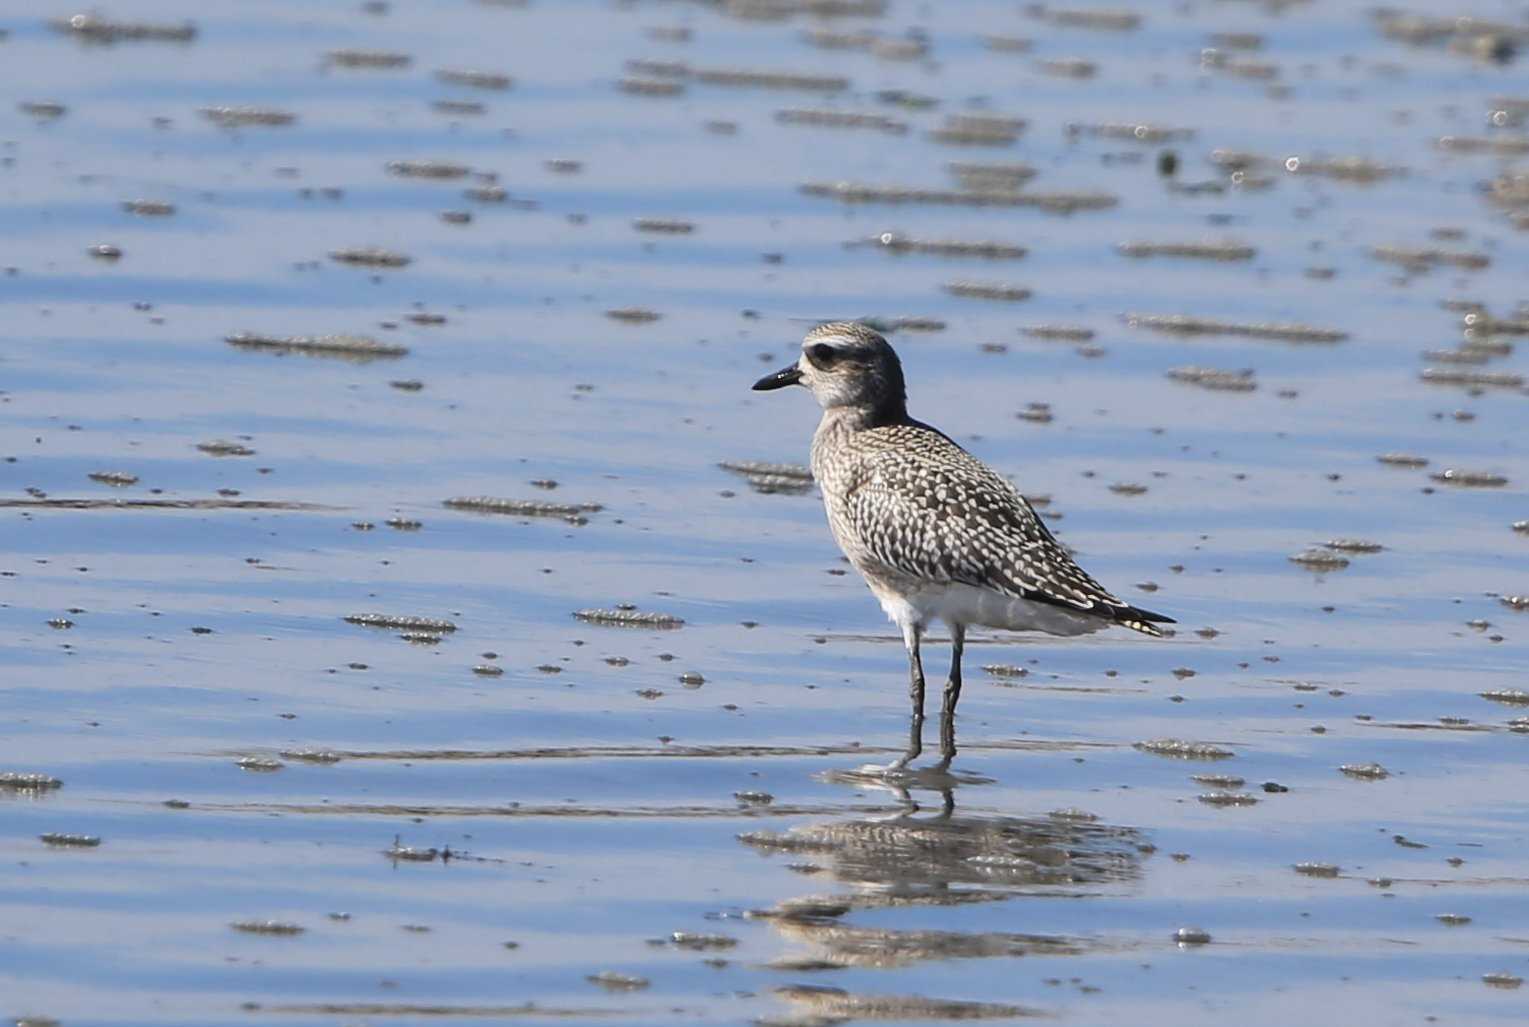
[{"xmin": 1114, "ymin": 605, "xmax": 1174, "ymax": 637}]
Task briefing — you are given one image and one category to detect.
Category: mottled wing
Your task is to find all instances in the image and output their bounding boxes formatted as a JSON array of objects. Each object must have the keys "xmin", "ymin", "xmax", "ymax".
[{"xmin": 842, "ymin": 428, "xmax": 1170, "ymax": 634}]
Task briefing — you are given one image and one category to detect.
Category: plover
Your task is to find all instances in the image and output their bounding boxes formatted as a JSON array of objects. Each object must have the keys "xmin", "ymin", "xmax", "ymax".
[{"xmin": 753, "ymin": 321, "xmax": 1172, "ymax": 772}]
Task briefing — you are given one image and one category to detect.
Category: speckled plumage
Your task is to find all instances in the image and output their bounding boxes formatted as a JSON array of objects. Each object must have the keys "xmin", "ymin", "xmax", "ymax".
[
  {"xmin": 753, "ymin": 321, "xmax": 1171, "ymax": 772},
  {"xmin": 811, "ymin": 414, "xmax": 1168, "ymax": 637}
]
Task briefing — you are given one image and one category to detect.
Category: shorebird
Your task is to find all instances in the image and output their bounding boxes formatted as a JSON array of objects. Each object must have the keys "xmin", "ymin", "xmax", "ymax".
[{"xmin": 753, "ymin": 321, "xmax": 1172, "ymax": 772}]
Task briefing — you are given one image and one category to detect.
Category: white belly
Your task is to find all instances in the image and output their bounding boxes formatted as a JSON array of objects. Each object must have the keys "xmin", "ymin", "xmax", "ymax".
[{"xmin": 875, "ymin": 582, "xmax": 1107, "ymax": 638}]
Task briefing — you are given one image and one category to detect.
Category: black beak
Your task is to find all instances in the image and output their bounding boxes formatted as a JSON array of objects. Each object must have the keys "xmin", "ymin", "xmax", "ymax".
[{"xmin": 752, "ymin": 363, "xmax": 803, "ymax": 391}]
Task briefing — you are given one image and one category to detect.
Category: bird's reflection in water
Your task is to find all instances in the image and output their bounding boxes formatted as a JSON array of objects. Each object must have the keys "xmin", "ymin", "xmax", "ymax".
[{"xmin": 738, "ymin": 757, "xmax": 1147, "ymax": 973}]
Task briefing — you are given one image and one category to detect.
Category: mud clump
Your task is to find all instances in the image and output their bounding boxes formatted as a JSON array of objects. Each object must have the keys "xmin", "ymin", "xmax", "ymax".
[
  {"xmin": 1126, "ymin": 313, "xmax": 1346, "ymax": 343},
  {"xmin": 225, "ymin": 332, "xmax": 409, "ymax": 361},
  {"xmin": 1198, "ymin": 792, "xmax": 1258, "ymax": 807},
  {"xmin": 605, "ymin": 307, "xmax": 662, "ymax": 323},
  {"xmin": 587, "ymin": 971, "xmax": 649, "ymax": 991},
  {"xmin": 618, "ymin": 79, "xmax": 685, "ymax": 97},
  {"xmin": 1339, "ymin": 762, "xmax": 1390, "ymax": 780},
  {"xmin": 1068, "ymin": 121, "xmax": 1194, "ymax": 143},
  {"xmin": 1289, "ymin": 549, "xmax": 1351, "ymax": 571},
  {"xmin": 720, "ymin": 459, "xmax": 813, "ymax": 480},
  {"xmin": 1324, "ymin": 539, "xmax": 1383, "ymax": 554},
  {"xmin": 632, "ymin": 60, "xmax": 850, "ymax": 92},
  {"xmin": 1480, "ymin": 688, "xmax": 1529, "ymax": 705},
  {"xmin": 633, "ymin": 218, "xmax": 695, "ymax": 234},
  {"xmin": 1117, "ymin": 241, "xmax": 1255, "ymax": 261},
  {"xmin": 281, "ymin": 749, "xmax": 342, "ymax": 764},
  {"xmin": 443, "ymin": 497, "xmax": 600, "ymax": 523},
  {"xmin": 776, "ymin": 108, "xmax": 908, "ymax": 134},
  {"xmin": 1430, "ymin": 469, "xmax": 1508, "ymax": 488},
  {"xmin": 721, "ymin": 459, "xmax": 814, "ymax": 495},
  {"xmin": 329, "ymin": 247, "xmax": 411, "ymax": 268},
  {"xmin": 386, "ymin": 839, "xmax": 440, "ymax": 862},
  {"xmin": 573, "ymin": 609, "xmax": 685, "ymax": 629},
  {"xmin": 944, "ymin": 281, "xmax": 1032, "ymax": 302},
  {"xmin": 928, "ymin": 113, "xmax": 1027, "ymax": 146},
  {"xmin": 801, "ymin": 181, "xmax": 1117, "ymax": 213},
  {"xmin": 325, "ymin": 49, "xmax": 412, "ymax": 69},
  {"xmin": 1039, "ymin": 58, "xmax": 1098, "ymax": 78},
  {"xmin": 669, "ymin": 931, "xmax": 737, "ymax": 950},
  {"xmin": 121, "ymin": 199, "xmax": 175, "ymax": 216},
  {"xmin": 1377, "ymin": 453, "xmax": 1429, "ymax": 468},
  {"xmin": 946, "ymin": 161, "xmax": 1037, "ymax": 189},
  {"xmin": 230, "ymin": 920, "xmax": 305, "ymax": 935},
  {"xmin": 800, "ymin": 28, "xmax": 929, "ymax": 61},
  {"xmin": 1022, "ymin": 325, "xmax": 1094, "ymax": 341},
  {"xmin": 856, "ymin": 233, "xmax": 1026, "ymax": 260},
  {"xmin": 1370, "ymin": 245, "xmax": 1489, "ymax": 270},
  {"xmin": 51, "ymin": 13, "xmax": 196, "ymax": 43},
  {"xmin": 200, "ymin": 106, "xmax": 296, "ymax": 127},
  {"xmin": 1293, "ymin": 861, "xmax": 1341, "ymax": 878},
  {"xmin": 1026, "ymin": 5, "xmax": 1141, "ymax": 31},
  {"xmin": 1282, "ymin": 155, "xmax": 1401, "ymax": 182},
  {"xmin": 774, "ymin": 985, "xmax": 1036, "ymax": 1020},
  {"xmin": 386, "ymin": 160, "xmax": 471, "ymax": 179},
  {"xmin": 1134, "ymin": 739, "xmax": 1234, "ymax": 760},
  {"xmin": 196, "ymin": 440, "xmax": 255, "ymax": 457},
  {"xmin": 859, "ymin": 316, "xmax": 947, "ymax": 333},
  {"xmin": 1166, "ymin": 366, "xmax": 1257, "ymax": 392},
  {"xmin": 435, "ymin": 69, "xmax": 513, "ymax": 90},
  {"xmin": 1, "ymin": 772, "xmax": 63, "ymax": 792},
  {"xmin": 344, "ymin": 613, "xmax": 458, "ymax": 633},
  {"xmin": 695, "ymin": 68, "xmax": 849, "ymax": 92},
  {"xmin": 1419, "ymin": 368, "xmax": 1523, "ymax": 389},
  {"xmin": 19, "ymin": 101, "xmax": 68, "ymax": 119}
]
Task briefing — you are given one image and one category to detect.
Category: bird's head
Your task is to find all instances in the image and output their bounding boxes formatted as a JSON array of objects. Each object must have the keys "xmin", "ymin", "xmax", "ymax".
[{"xmin": 752, "ymin": 321, "xmax": 907, "ymax": 415}]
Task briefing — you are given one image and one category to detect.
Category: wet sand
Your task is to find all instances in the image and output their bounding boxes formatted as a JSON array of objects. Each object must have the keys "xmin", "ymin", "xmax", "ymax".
[{"xmin": 3, "ymin": 1, "xmax": 1529, "ymax": 1024}]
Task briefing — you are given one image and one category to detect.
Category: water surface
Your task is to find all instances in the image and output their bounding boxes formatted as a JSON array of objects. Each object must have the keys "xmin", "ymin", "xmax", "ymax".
[{"xmin": 3, "ymin": 1, "xmax": 1529, "ymax": 1024}]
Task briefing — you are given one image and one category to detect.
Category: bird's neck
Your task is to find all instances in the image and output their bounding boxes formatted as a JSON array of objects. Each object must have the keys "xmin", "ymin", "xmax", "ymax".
[{"xmin": 815, "ymin": 399, "xmax": 908, "ymax": 437}]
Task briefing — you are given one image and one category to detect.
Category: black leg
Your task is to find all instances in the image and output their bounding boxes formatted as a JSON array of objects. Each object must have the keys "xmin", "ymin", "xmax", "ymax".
[
  {"xmin": 890, "ymin": 624, "xmax": 925, "ymax": 771},
  {"xmin": 934, "ymin": 623, "xmax": 965, "ymax": 771}
]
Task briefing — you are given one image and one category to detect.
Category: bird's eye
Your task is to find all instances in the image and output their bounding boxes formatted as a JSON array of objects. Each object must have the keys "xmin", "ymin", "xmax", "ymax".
[{"xmin": 808, "ymin": 343, "xmax": 837, "ymax": 366}]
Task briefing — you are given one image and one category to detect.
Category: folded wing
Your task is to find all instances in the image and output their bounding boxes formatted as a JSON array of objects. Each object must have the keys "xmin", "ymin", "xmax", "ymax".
[{"xmin": 843, "ymin": 438, "xmax": 1173, "ymax": 636}]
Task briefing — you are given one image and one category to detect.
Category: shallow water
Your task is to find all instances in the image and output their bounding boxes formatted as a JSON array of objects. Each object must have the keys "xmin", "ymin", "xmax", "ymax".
[{"xmin": 3, "ymin": 1, "xmax": 1529, "ymax": 1024}]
